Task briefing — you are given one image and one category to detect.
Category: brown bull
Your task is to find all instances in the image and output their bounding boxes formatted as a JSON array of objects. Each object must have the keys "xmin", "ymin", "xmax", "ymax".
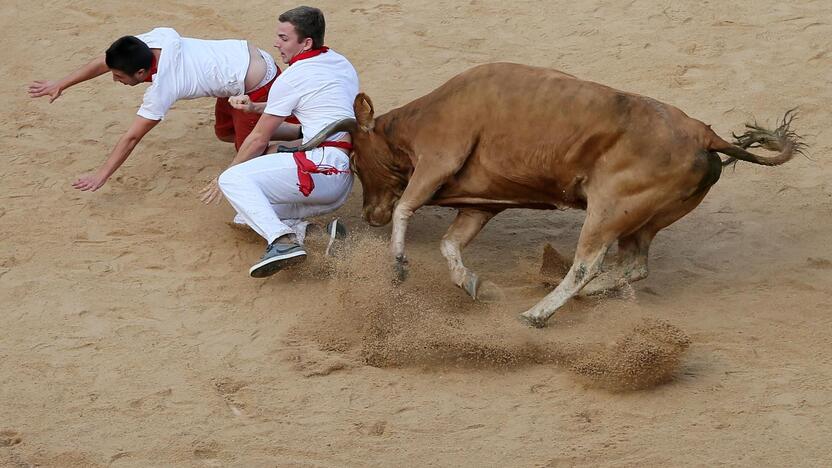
[{"xmin": 287, "ymin": 62, "xmax": 802, "ymax": 327}]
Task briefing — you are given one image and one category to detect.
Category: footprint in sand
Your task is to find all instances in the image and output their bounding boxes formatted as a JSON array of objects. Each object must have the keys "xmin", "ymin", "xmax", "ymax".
[
  {"xmin": 350, "ymin": 3, "xmax": 401, "ymax": 15},
  {"xmin": 0, "ymin": 430, "xmax": 22, "ymax": 447},
  {"xmin": 127, "ymin": 388, "xmax": 172, "ymax": 409},
  {"xmin": 670, "ymin": 64, "xmax": 716, "ymax": 89},
  {"xmin": 807, "ymin": 257, "xmax": 832, "ymax": 269},
  {"xmin": 212, "ymin": 377, "xmax": 248, "ymax": 416},
  {"xmin": 192, "ymin": 440, "xmax": 221, "ymax": 460},
  {"xmin": 354, "ymin": 421, "xmax": 387, "ymax": 436}
]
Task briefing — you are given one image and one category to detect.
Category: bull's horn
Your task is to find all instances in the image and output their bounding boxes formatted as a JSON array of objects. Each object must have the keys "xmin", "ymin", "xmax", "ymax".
[{"xmin": 276, "ymin": 118, "xmax": 358, "ymax": 153}]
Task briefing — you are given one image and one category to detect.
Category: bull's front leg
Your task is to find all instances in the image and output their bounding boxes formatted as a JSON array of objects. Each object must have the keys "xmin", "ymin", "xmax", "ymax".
[
  {"xmin": 388, "ymin": 160, "xmax": 463, "ymax": 284},
  {"xmin": 391, "ymin": 203, "xmax": 414, "ymax": 283}
]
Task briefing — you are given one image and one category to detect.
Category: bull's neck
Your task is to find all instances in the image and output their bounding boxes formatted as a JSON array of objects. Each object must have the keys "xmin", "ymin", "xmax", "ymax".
[{"xmin": 374, "ymin": 111, "xmax": 415, "ymax": 175}]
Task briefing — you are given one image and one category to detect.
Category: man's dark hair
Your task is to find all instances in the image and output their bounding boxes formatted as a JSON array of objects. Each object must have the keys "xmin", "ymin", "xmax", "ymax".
[
  {"xmin": 105, "ymin": 36, "xmax": 153, "ymax": 74},
  {"xmin": 279, "ymin": 6, "xmax": 326, "ymax": 49}
]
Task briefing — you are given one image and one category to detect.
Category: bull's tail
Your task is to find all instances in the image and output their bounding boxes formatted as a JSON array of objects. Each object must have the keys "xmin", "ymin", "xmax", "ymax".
[{"xmin": 709, "ymin": 109, "xmax": 805, "ymax": 167}]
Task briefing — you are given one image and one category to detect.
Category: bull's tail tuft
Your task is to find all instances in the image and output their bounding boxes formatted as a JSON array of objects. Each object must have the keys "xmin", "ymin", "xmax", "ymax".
[{"xmin": 715, "ymin": 108, "xmax": 806, "ymax": 167}]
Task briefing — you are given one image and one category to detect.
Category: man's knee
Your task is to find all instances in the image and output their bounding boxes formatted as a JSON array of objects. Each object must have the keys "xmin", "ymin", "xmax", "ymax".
[{"xmin": 217, "ymin": 166, "xmax": 244, "ymax": 194}]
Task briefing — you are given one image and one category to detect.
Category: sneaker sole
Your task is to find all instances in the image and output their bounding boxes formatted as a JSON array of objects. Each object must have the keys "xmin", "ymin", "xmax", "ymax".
[
  {"xmin": 325, "ymin": 221, "xmax": 346, "ymax": 257},
  {"xmin": 249, "ymin": 250, "xmax": 307, "ymax": 278}
]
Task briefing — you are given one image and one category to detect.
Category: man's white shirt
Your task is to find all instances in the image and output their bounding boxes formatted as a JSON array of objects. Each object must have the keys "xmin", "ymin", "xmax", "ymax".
[{"xmin": 134, "ymin": 28, "xmax": 251, "ymax": 121}]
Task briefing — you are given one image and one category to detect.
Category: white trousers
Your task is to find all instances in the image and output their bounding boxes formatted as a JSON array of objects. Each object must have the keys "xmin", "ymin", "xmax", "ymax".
[{"xmin": 218, "ymin": 147, "xmax": 353, "ymax": 245}]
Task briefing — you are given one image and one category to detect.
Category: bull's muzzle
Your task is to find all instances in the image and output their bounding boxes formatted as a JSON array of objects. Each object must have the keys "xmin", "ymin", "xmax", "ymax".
[{"xmin": 363, "ymin": 206, "xmax": 393, "ymax": 227}]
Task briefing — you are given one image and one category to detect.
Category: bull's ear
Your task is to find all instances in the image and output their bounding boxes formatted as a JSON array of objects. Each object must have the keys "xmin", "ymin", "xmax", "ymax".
[{"xmin": 354, "ymin": 92, "xmax": 375, "ymax": 131}]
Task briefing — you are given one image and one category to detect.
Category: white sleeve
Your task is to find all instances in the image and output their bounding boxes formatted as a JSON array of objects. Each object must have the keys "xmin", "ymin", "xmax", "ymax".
[
  {"xmin": 263, "ymin": 78, "xmax": 301, "ymax": 117},
  {"xmin": 137, "ymin": 82, "xmax": 174, "ymax": 121}
]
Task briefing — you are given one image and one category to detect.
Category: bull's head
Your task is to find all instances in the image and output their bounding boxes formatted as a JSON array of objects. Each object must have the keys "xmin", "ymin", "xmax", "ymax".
[{"xmin": 286, "ymin": 93, "xmax": 411, "ymax": 226}]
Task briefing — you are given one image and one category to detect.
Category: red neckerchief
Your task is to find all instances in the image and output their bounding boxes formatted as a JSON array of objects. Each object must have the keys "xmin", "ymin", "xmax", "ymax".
[
  {"xmin": 293, "ymin": 141, "xmax": 352, "ymax": 197},
  {"xmin": 143, "ymin": 55, "xmax": 158, "ymax": 83},
  {"xmin": 288, "ymin": 46, "xmax": 329, "ymax": 66}
]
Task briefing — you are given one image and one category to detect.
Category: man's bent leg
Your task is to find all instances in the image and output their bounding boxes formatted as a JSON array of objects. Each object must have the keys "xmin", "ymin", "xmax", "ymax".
[
  {"xmin": 218, "ymin": 150, "xmax": 352, "ymax": 276},
  {"xmin": 217, "ymin": 155, "xmax": 299, "ymax": 245},
  {"xmin": 219, "ymin": 159, "xmax": 305, "ymax": 277},
  {"xmin": 230, "ymin": 106, "xmax": 263, "ymax": 151},
  {"xmin": 214, "ymin": 98, "xmax": 236, "ymax": 144}
]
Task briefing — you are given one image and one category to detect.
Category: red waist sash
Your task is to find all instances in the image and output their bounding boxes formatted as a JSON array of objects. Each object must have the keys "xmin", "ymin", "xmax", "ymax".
[{"xmin": 292, "ymin": 140, "xmax": 353, "ymax": 197}]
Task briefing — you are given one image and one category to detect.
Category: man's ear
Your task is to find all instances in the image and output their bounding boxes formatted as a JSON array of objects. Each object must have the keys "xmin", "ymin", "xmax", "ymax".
[
  {"xmin": 302, "ymin": 37, "xmax": 314, "ymax": 51},
  {"xmin": 354, "ymin": 92, "xmax": 374, "ymax": 131}
]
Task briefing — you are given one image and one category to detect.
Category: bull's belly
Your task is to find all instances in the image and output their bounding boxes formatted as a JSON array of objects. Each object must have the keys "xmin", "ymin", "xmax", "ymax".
[
  {"xmin": 429, "ymin": 196, "xmax": 585, "ymax": 211},
  {"xmin": 431, "ymin": 178, "xmax": 587, "ymax": 211}
]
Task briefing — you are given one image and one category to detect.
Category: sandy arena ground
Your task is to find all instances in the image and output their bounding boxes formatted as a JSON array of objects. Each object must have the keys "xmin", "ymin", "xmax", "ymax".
[{"xmin": 2, "ymin": 0, "xmax": 832, "ymax": 466}]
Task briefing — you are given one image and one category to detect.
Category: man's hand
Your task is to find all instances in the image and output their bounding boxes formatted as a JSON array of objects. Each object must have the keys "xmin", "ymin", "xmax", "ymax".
[
  {"xmin": 28, "ymin": 80, "xmax": 64, "ymax": 103},
  {"xmin": 229, "ymin": 95, "xmax": 254, "ymax": 112},
  {"xmin": 72, "ymin": 171, "xmax": 108, "ymax": 192},
  {"xmin": 200, "ymin": 177, "xmax": 223, "ymax": 204}
]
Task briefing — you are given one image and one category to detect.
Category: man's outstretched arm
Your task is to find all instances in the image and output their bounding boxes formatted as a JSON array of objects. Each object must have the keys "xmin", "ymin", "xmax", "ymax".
[
  {"xmin": 73, "ymin": 116, "xmax": 159, "ymax": 192},
  {"xmin": 28, "ymin": 55, "xmax": 109, "ymax": 103}
]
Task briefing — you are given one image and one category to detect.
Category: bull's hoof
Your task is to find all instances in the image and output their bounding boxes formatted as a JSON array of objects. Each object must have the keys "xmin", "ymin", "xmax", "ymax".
[
  {"xmin": 577, "ymin": 286, "xmax": 613, "ymax": 297},
  {"xmin": 462, "ymin": 273, "xmax": 480, "ymax": 300},
  {"xmin": 519, "ymin": 312, "xmax": 547, "ymax": 329},
  {"xmin": 393, "ymin": 255, "xmax": 409, "ymax": 284}
]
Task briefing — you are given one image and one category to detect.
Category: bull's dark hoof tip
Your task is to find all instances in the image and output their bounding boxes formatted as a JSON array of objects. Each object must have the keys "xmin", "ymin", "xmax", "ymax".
[
  {"xmin": 393, "ymin": 264, "xmax": 408, "ymax": 285},
  {"xmin": 392, "ymin": 255, "xmax": 409, "ymax": 284},
  {"xmin": 519, "ymin": 313, "xmax": 547, "ymax": 329}
]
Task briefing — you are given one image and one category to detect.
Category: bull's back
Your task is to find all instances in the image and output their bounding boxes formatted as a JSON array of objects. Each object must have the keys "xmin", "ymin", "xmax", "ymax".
[{"xmin": 400, "ymin": 62, "xmax": 625, "ymax": 140}]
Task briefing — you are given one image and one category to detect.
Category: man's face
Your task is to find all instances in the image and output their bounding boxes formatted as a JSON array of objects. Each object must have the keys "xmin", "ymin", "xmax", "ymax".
[
  {"xmin": 111, "ymin": 69, "xmax": 146, "ymax": 86},
  {"xmin": 274, "ymin": 21, "xmax": 312, "ymax": 64}
]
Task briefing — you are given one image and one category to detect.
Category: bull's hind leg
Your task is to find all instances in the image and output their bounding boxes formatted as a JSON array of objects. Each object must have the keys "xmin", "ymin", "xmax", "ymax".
[
  {"xmin": 577, "ymin": 230, "xmax": 655, "ymax": 296},
  {"xmin": 440, "ymin": 208, "xmax": 499, "ymax": 299},
  {"xmin": 520, "ymin": 235, "xmax": 612, "ymax": 328},
  {"xmin": 572, "ymin": 186, "xmax": 711, "ymax": 299},
  {"xmin": 520, "ymin": 196, "xmax": 658, "ymax": 328}
]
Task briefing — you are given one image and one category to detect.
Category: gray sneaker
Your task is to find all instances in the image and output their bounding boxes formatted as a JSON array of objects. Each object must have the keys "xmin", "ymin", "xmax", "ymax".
[
  {"xmin": 324, "ymin": 219, "xmax": 348, "ymax": 257},
  {"xmin": 249, "ymin": 241, "xmax": 307, "ymax": 278}
]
